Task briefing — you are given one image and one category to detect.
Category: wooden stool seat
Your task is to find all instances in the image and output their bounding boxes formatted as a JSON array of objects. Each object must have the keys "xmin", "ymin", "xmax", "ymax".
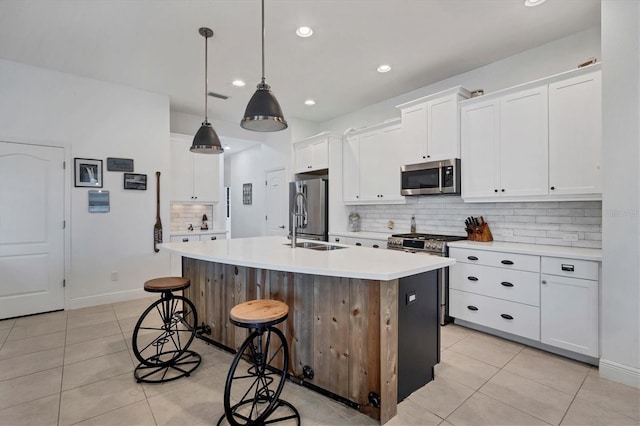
[
  {"xmin": 230, "ymin": 299, "xmax": 288, "ymax": 328},
  {"xmin": 144, "ymin": 277, "xmax": 190, "ymax": 293}
]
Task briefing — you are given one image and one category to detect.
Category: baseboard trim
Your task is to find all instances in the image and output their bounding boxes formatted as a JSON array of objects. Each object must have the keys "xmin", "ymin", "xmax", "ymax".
[
  {"xmin": 66, "ymin": 288, "xmax": 149, "ymax": 310},
  {"xmin": 599, "ymin": 359, "xmax": 640, "ymax": 389}
]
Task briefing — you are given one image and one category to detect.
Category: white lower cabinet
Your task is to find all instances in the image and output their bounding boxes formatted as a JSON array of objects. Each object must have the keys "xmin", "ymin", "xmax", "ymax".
[
  {"xmin": 540, "ymin": 257, "xmax": 599, "ymax": 357},
  {"xmin": 449, "ymin": 246, "xmax": 600, "ymax": 359},
  {"xmin": 329, "ymin": 234, "xmax": 386, "ymax": 248},
  {"xmin": 169, "ymin": 233, "xmax": 227, "ymax": 275}
]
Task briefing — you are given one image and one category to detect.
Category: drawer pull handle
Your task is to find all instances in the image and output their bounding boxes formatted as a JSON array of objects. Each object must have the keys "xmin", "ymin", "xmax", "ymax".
[
  {"xmin": 467, "ymin": 276, "xmax": 479, "ymax": 281},
  {"xmin": 355, "ymin": 243, "xmax": 362, "ymax": 246},
  {"xmin": 501, "ymin": 260, "xmax": 514, "ymax": 265},
  {"xmin": 182, "ymin": 238, "xmax": 189, "ymax": 242},
  {"xmin": 501, "ymin": 314, "xmax": 514, "ymax": 320},
  {"xmin": 373, "ymin": 244, "xmax": 379, "ymax": 248},
  {"xmin": 467, "ymin": 305, "xmax": 479, "ymax": 311},
  {"xmin": 501, "ymin": 281, "xmax": 514, "ymax": 287},
  {"xmin": 467, "ymin": 256, "xmax": 478, "ymax": 261},
  {"xmin": 561, "ymin": 264, "xmax": 575, "ymax": 272},
  {"xmin": 211, "ymin": 236, "xmax": 217, "ymax": 240}
]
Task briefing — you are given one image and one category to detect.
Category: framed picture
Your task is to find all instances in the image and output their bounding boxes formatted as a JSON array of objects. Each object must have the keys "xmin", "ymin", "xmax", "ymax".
[
  {"xmin": 74, "ymin": 158, "xmax": 103, "ymax": 188},
  {"xmin": 123, "ymin": 173, "xmax": 147, "ymax": 190},
  {"xmin": 243, "ymin": 183, "xmax": 252, "ymax": 205},
  {"xmin": 88, "ymin": 190, "xmax": 110, "ymax": 213}
]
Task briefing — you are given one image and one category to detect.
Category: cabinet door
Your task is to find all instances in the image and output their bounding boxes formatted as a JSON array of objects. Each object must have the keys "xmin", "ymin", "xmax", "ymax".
[
  {"xmin": 428, "ymin": 94, "xmax": 459, "ymax": 160},
  {"xmin": 400, "ymin": 103, "xmax": 428, "ymax": 165},
  {"xmin": 311, "ymin": 140, "xmax": 328, "ymax": 170},
  {"xmin": 378, "ymin": 124, "xmax": 404, "ymax": 201},
  {"xmin": 461, "ymin": 99, "xmax": 500, "ymax": 199},
  {"xmin": 499, "ymin": 86, "xmax": 549, "ymax": 197},
  {"xmin": 192, "ymin": 153, "xmax": 219, "ymax": 202},
  {"xmin": 342, "ymin": 136, "xmax": 360, "ymax": 202},
  {"xmin": 170, "ymin": 137, "xmax": 194, "ymax": 201},
  {"xmin": 295, "ymin": 143, "xmax": 313, "ymax": 173},
  {"xmin": 358, "ymin": 131, "xmax": 382, "ymax": 201},
  {"xmin": 549, "ymin": 71, "xmax": 602, "ymax": 195},
  {"xmin": 541, "ymin": 274, "xmax": 599, "ymax": 357}
]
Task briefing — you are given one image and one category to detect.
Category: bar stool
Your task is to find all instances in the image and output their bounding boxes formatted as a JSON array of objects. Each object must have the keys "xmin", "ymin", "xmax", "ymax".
[
  {"xmin": 218, "ymin": 299, "xmax": 300, "ymax": 426},
  {"xmin": 132, "ymin": 277, "xmax": 202, "ymax": 383}
]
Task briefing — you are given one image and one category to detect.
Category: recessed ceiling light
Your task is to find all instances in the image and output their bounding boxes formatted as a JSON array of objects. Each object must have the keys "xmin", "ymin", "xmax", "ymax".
[
  {"xmin": 232, "ymin": 80, "xmax": 245, "ymax": 87},
  {"xmin": 524, "ymin": 0, "xmax": 546, "ymax": 6},
  {"xmin": 224, "ymin": 145, "xmax": 231, "ymax": 150},
  {"xmin": 377, "ymin": 64, "xmax": 391, "ymax": 73},
  {"xmin": 304, "ymin": 99, "xmax": 316, "ymax": 106},
  {"xmin": 296, "ymin": 26, "xmax": 313, "ymax": 38}
]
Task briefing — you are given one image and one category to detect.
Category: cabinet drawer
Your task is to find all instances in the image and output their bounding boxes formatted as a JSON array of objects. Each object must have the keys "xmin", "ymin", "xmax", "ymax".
[
  {"xmin": 450, "ymin": 248, "xmax": 540, "ymax": 272},
  {"xmin": 450, "ymin": 289, "xmax": 540, "ymax": 340},
  {"xmin": 450, "ymin": 263, "xmax": 540, "ymax": 306},
  {"xmin": 170, "ymin": 235, "xmax": 196, "ymax": 242},
  {"xmin": 541, "ymin": 257, "xmax": 599, "ymax": 280}
]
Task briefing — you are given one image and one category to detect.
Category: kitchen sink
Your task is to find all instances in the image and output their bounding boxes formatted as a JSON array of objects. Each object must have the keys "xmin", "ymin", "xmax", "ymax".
[{"xmin": 284, "ymin": 242, "xmax": 348, "ymax": 250}]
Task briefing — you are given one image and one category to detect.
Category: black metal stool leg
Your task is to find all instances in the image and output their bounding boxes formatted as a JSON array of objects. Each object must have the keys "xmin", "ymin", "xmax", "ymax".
[{"xmin": 218, "ymin": 326, "xmax": 300, "ymax": 426}]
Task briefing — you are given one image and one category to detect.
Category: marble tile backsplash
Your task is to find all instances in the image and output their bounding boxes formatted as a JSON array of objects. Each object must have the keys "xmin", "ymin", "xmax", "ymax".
[
  {"xmin": 170, "ymin": 204, "xmax": 215, "ymax": 232},
  {"xmin": 351, "ymin": 197, "xmax": 602, "ymax": 248}
]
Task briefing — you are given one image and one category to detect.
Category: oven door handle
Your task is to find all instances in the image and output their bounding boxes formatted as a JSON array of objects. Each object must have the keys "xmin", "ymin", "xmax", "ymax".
[{"xmin": 438, "ymin": 166, "xmax": 443, "ymax": 193}]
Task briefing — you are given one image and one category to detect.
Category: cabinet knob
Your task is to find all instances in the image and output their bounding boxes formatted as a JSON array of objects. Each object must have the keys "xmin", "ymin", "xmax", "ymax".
[
  {"xmin": 427, "ymin": 155, "xmax": 430, "ymax": 158},
  {"xmin": 550, "ymin": 186, "xmax": 555, "ymax": 190},
  {"xmin": 335, "ymin": 238, "xmax": 340, "ymax": 242},
  {"xmin": 356, "ymin": 195, "xmax": 359, "ymax": 198},
  {"xmin": 501, "ymin": 189, "xmax": 505, "ymax": 192},
  {"xmin": 373, "ymin": 244, "xmax": 379, "ymax": 248},
  {"xmin": 211, "ymin": 236, "xmax": 216, "ymax": 240},
  {"xmin": 541, "ymin": 280, "xmax": 547, "ymax": 284},
  {"xmin": 422, "ymin": 156, "xmax": 426, "ymax": 159},
  {"xmin": 494, "ymin": 189, "xmax": 498, "ymax": 193},
  {"xmin": 182, "ymin": 238, "xmax": 189, "ymax": 242}
]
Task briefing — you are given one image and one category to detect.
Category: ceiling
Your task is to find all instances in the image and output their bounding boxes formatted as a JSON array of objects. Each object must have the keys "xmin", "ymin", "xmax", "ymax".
[{"xmin": 0, "ymin": 0, "xmax": 600, "ymax": 127}]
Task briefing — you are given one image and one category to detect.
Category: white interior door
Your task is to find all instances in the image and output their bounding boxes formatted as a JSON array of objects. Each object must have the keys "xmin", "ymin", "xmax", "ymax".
[
  {"xmin": 265, "ymin": 168, "xmax": 287, "ymax": 236},
  {"xmin": 0, "ymin": 142, "xmax": 64, "ymax": 319}
]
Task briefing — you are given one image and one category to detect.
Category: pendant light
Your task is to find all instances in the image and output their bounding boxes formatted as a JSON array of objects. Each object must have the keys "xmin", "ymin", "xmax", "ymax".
[
  {"xmin": 240, "ymin": 0, "xmax": 288, "ymax": 132},
  {"xmin": 191, "ymin": 27, "xmax": 224, "ymax": 154}
]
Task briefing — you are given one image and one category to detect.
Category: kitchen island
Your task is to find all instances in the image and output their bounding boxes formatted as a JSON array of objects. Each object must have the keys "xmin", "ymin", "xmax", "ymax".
[{"xmin": 159, "ymin": 236, "xmax": 454, "ymax": 424}]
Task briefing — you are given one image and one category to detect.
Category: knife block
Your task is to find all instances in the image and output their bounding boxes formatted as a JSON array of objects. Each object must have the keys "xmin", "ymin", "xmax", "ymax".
[{"xmin": 468, "ymin": 223, "xmax": 493, "ymax": 242}]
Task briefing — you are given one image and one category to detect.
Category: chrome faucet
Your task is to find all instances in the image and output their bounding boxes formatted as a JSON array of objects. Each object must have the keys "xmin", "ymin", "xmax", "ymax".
[{"xmin": 291, "ymin": 191, "xmax": 307, "ymax": 248}]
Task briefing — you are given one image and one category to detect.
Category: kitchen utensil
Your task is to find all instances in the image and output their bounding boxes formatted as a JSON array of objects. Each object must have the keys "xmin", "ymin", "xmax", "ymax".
[{"xmin": 153, "ymin": 171, "xmax": 162, "ymax": 253}]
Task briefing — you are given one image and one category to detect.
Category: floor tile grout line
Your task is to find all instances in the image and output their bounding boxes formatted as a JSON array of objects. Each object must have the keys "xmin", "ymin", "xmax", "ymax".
[
  {"xmin": 556, "ymin": 372, "xmax": 591, "ymax": 426},
  {"xmin": 474, "ymin": 389, "xmax": 555, "ymax": 425}
]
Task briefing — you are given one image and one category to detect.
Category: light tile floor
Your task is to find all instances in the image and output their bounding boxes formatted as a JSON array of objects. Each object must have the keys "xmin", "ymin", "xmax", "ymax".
[{"xmin": 0, "ymin": 297, "xmax": 638, "ymax": 426}]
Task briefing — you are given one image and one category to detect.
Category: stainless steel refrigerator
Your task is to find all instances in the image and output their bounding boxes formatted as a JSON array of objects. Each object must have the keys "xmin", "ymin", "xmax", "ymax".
[{"xmin": 289, "ymin": 179, "xmax": 328, "ymax": 241}]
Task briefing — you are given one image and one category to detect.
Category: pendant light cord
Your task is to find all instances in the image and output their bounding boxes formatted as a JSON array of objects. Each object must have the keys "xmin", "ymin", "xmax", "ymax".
[
  {"xmin": 261, "ymin": 0, "xmax": 265, "ymax": 84},
  {"xmin": 204, "ymin": 33, "xmax": 209, "ymax": 122}
]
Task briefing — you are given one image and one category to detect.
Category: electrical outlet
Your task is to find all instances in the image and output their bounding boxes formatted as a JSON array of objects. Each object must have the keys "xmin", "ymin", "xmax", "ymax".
[
  {"xmin": 111, "ymin": 271, "xmax": 119, "ymax": 281},
  {"xmin": 562, "ymin": 234, "xmax": 579, "ymax": 242}
]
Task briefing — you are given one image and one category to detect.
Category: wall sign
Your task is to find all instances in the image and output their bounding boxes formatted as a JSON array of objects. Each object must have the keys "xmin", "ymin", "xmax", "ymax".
[
  {"xmin": 107, "ymin": 157, "xmax": 134, "ymax": 172},
  {"xmin": 74, "ymin": 158, "xmax": 103, "ymax": 188},
  {"xmin": 123, "ymin": 173, "xmax": 147, "ymax": 190}
]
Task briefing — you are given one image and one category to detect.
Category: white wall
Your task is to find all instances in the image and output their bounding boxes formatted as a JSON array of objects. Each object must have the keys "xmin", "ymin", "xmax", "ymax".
[
  {"xmin": 0, "ymin": 59, "xmax": 171, "ymax": 308},
  {"xmin": 600, "ymin": 0, "xmax": 640, "ymax": 388},
  {"xmin": 319, "ymin": 27, "xmax": 601, "ymax": 133}
]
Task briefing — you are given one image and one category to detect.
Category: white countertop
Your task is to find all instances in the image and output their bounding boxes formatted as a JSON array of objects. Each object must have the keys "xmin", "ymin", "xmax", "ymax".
[
  {"xmin": 170, "ymin": 229, "xmax": 227, "ymax": 237},
  {"xmin": 447, "ymin": 240, "xmax": 602, "ymax": 261},
  {"xmin": 159, "ymin": 236, "xmax": 454, "ymax": 281}
]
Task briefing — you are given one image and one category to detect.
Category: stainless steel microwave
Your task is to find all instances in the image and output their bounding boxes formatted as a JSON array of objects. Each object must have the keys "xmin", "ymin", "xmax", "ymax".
[{"xmin": 400, "ymin": 159, "xmax": 461, "ymax": 195}]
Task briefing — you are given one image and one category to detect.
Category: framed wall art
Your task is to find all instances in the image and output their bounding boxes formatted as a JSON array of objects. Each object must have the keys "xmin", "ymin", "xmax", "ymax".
[
  {"xmin": 107, "ymin": 157, "xmax": 134, "ymax": 172},
  {"xmin": 88, "ymin": 190, "xmax": 110, "ymax": 213},
  {"xmin": 243, "ymin": 183, "xmax": 252, "ymax": 205},
  {"xmin": 74, "ymin": 158, "xmax": 103, "ymax": 188},
  {"xmin": 123, "ymin": 173, "xmax": 147, "ymax": 190}
]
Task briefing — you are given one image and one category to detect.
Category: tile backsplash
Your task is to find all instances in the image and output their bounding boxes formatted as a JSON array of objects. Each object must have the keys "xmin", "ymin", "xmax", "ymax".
[
  {"xmin": 351, "ymin": 197, "xmax": 602, "ymax": 248},
  {"xmin": 170, "ymin": 204, "xmax": 215, "ymax": 232}
]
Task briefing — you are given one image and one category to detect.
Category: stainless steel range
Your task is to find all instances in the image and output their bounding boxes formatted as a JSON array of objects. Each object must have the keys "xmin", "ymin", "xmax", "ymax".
[{"xmin": 387, "ymin": 233, "xmax": 466, "ymax": 325}]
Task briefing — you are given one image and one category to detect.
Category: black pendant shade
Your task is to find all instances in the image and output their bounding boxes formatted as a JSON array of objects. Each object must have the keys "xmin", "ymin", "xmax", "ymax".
[
  {"xmin": 240, "ymin": 0, "xmax": 287, "ymax": 132},
  {"xmin": 241, "ymin": 81, "xmax": 288, "ymax": 132},
  {"xmin": 190, "ymin": 27, "xmax": 224, "ymax": 154},
  {"xmin": 191, "ymin": 120, "xmax": 224, "ymax": 154}
]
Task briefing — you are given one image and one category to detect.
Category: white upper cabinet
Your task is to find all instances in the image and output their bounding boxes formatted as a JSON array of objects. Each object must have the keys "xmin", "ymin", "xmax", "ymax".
[
  {"xmin": 499, "ymin": 86, "xmax": 549, "ymax": 197},
  {"xmin": 461, "ymin": 64, "xmax": 602, "ymax": 202},
  {"xmin": 170, "ymin": 133, "xmax": 220, "ymax": 203},
  {"xmin": 342, "ymin": 120, "xmax": 405, "ymax": 205},
  {"xmin": 396, "ymin": 87, "xmax": 470, "ymax": 166},
  {"xmin": 548, "ymin": 70, "xmax": 602, "ymax": 195},
  {"xmin": 293, "ymin": 132, "xmax": 336, "ymax": 174}
]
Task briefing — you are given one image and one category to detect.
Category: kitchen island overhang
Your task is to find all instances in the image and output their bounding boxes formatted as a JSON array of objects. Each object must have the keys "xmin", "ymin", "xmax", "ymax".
[{"xmin": 159, "ymin": 237, "xmax": 454, "ymax": 424}]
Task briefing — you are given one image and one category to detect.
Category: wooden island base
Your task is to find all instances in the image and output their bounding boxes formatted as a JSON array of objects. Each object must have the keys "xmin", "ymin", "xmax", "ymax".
[{"xmin": 182, "ymin": 257, "xmax": 402, "ymax": 423}]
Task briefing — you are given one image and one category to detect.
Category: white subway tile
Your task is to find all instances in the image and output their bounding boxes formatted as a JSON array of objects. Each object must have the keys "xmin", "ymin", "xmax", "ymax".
[
  {"xmin": 572, "ymin": 240, "xmax": 602, "ymax": 248},
  {"xmin": 536, "ymin": 216, "xmax": 573, "ymax": 224}
]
